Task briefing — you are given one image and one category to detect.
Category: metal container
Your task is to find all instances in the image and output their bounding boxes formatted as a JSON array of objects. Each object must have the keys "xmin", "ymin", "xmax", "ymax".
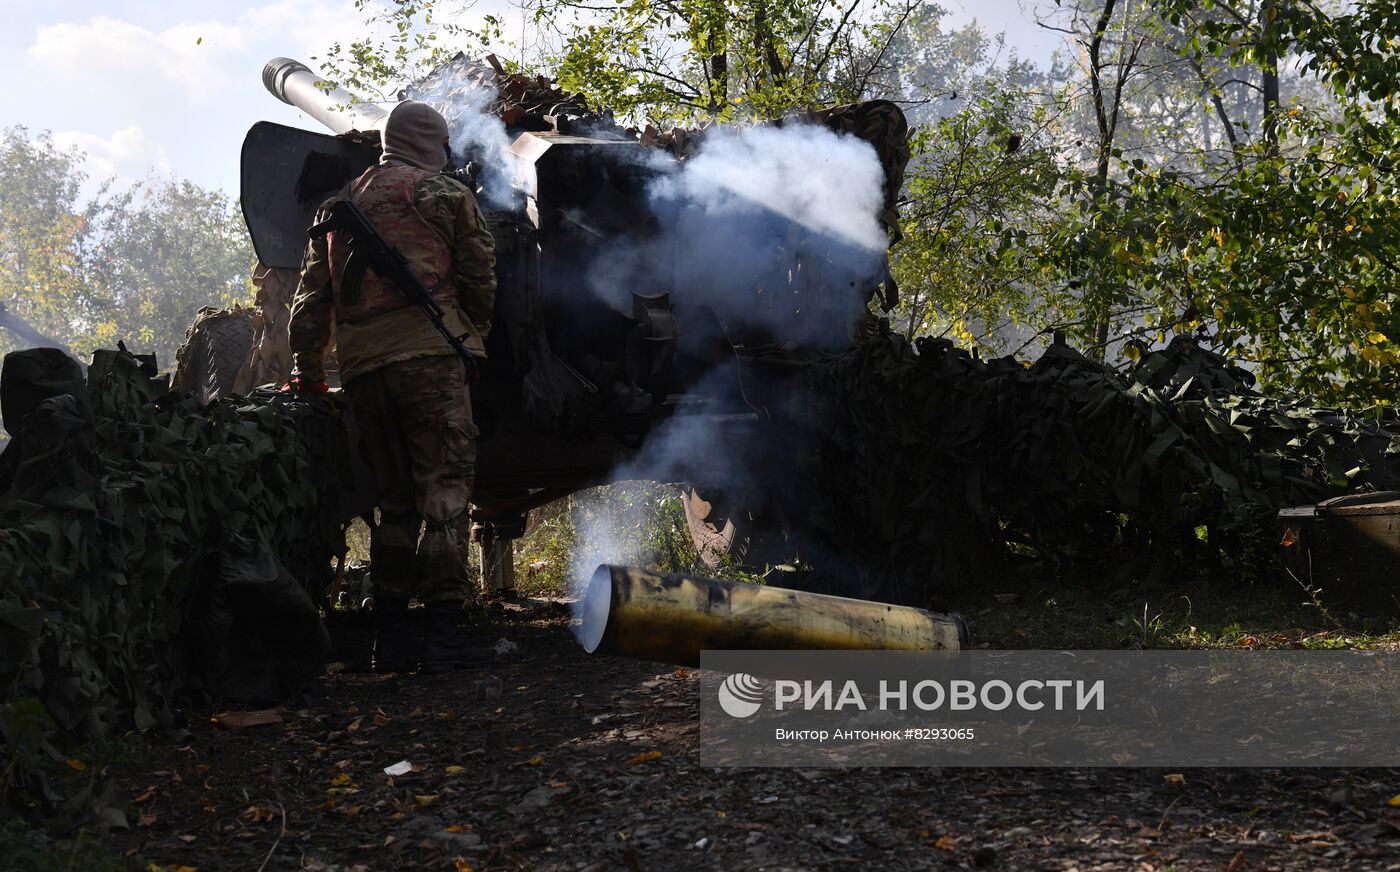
[{"xmin": 1277, "ymin": 491, "xmax": 1400, "ymax": 612}]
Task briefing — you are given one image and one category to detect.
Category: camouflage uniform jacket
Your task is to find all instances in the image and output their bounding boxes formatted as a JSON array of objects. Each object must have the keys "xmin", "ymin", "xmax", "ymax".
[{"xmin": 288, "ymin": 164, "xmax": 497, "ymax": 384}]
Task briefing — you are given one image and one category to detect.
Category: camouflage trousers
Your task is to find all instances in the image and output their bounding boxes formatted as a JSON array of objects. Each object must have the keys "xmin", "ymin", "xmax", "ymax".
[{"xmin": 346, "ymin": 355, "xmax": 478, "ymax": 602}]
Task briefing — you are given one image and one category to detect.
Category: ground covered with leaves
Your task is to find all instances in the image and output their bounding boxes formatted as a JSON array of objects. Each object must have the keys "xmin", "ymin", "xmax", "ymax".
[{"xmin": 27, "ymin": 588, "xmax": 1380, "ymax": 872}]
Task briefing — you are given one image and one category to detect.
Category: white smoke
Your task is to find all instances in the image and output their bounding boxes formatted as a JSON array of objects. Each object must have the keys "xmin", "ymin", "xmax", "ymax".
[
  {"xmin": 581, "ymin": 122, "xmax": 890, "ymax": 348},
  {"xmin": 445, "ymin": 86, "xmax": 516, "ymax": 209},
  {"xmin": 567, "ymin": 364, "xmax": 760, "ymax": 636},
  {"xmin": 651, "ymin": 123, "xmax": 888, "ymax": 253}
]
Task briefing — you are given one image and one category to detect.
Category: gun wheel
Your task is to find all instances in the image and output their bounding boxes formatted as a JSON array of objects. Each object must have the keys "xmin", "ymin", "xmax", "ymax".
[{"xmin": 682, "ymin": 485, "xmax": 796, "ymax": 572}]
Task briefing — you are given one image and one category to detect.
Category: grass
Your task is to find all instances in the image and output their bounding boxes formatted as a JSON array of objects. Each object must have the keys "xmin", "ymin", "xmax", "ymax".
[
  {"xmin": 514, "ymin": 482, "xmax": 754, "ymax": 596},
  {"xmin": 961, "ymin": 565, "xmax": 1400, "ymax": 650}
]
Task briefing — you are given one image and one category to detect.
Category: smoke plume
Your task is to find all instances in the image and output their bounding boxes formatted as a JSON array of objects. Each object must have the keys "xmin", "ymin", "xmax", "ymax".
[
  {"xmin": 406, "ymin": 68, "xmax": 517, "ymax": 208},
  {"xmin": 651, "ymin": 123, "xmax": 887, "ymax": 253},
  {"xmin": 582, "ymin": 123, "xmax": 890, "ymax": 350}
]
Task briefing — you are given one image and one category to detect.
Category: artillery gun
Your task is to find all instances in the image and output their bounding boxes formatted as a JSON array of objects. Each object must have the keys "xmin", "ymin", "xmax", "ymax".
[{"xmin": 183, "ymin": 55, "xmax": 909, "ymax": 592}]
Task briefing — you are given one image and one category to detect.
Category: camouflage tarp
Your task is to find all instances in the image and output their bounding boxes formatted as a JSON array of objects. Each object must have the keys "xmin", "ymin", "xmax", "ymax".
[
  {"xmin": 0, "ymin": 347, "xmax": 339, "ymax": 824},
  {"xmin": 804, "ymin": 323, "xmax": 1400, "ymax": 597}
]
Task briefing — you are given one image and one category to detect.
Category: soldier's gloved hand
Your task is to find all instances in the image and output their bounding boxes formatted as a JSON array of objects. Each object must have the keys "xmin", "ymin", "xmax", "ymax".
[{"xmin": 280, "ymin": 374, "xmax": 329, "ymax": 395}]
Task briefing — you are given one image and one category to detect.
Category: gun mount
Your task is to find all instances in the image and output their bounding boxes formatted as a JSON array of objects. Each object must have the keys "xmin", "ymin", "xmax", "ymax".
[{"xmin": 222, "ymin": 56, "xmax": 911, "ymax": 596}]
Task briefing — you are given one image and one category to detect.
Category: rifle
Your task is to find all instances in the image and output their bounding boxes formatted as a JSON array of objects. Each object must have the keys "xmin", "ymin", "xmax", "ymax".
[{"xmin": 308, "ymin": 198, "xmax": 478, "ymax": 371}]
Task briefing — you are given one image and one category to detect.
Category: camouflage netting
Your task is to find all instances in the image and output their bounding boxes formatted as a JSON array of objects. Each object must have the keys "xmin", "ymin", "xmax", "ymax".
[
  {"xmin": 806, "ymin": 323, "xmax": 1400, "ymax": 593},
  {"xmin": 0, "ymin": 347, "xmax": 341, "ymax": 824}
]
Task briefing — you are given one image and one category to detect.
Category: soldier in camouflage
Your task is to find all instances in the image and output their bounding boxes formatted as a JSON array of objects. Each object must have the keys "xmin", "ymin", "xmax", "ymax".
[{"xmin": 286, "ymin": 99, "xmax": 497, "ymax": 673}]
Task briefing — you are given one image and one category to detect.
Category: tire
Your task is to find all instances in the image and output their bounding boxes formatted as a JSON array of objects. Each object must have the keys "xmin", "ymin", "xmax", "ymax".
[
  {"xmin": 175, "ymin": 311, "xmax": 255, "ymax": 405},
  {"xmin": 682, "ymin": 485, "xmax": 796, "ymax": 571}
]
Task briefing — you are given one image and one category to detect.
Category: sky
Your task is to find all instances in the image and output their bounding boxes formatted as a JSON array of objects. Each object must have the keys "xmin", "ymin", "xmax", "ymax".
[{"xmin": 0, "ymin": 0, "xmax": 1067, "ymax": 200}]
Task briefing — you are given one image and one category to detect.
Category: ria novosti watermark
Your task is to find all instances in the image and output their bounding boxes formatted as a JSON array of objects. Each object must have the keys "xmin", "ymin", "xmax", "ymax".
[
  {"xmin": 699, "ymin": 650, "xmax": 1400, "ymax": 767},
  {"xmin": 721, "ymin": 674, "xmax": 1105, "ymax": 716}
]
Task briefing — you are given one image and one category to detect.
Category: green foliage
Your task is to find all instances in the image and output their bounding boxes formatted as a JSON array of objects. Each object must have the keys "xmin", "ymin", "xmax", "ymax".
[
  {"xmin": 515, "ymin": 483, "xmax": 755, "ymax": 595},
  {"xmin": 891, "ymin": 82, "xmax": 1062, "ymax": 347},
  {"xmin": 0, "ymin": 126, "xmax": 254, "ymax": 371},
  {"xmin": 320, "ymin": 0, "xmax": 935, "ymax": 125},
  {"xmin": 317, "ymin": 0, "xmax": 487, "ymax": 101},
  {"xmin": 1042, "ymin": 104, "xmax": 1400, "ymax": 402},
  {"xmin": 1025, "ymin": 63, "xmax": 1400, "ymax": 401},
  {"xmin": 82, "ymin": 180, "xmax": 254, "ymax": 369},
  {"xmin": 0, "ymin": 128, "xmax": 94, "ymax": 353}
]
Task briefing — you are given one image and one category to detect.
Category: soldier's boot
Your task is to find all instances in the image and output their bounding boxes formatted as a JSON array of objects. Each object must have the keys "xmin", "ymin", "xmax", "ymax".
[
  {"xmin": 421, "ymin": 601, "xmax": 493, "ymax": 674},
  {"xmin": 372, "ymin": 597, "xmax": 420, "ymax": 673}
]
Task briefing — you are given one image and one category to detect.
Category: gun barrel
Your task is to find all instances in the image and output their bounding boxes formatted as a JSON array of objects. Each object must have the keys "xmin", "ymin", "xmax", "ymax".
[{"xmin": 262, "ymin": 57, "xmax": 388, "ymax": 135}]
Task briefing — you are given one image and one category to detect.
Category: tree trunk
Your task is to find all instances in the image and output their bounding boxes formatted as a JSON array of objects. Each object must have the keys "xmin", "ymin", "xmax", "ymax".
[
  {"xmin": 1087, "ymin": 0, "xmax": 1120, "ymax": 359},
  {"xmin": 709, "ymin": 21, "xmax": 728, "ymax": 113},
  {"xmin": 1260, "ymin": 0, "xmax": 1281, "ymax": 156}
]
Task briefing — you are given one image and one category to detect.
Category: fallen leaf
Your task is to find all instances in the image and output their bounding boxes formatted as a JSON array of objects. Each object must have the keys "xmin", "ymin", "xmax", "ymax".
[
  {"xmin": 132, "ymin": 786, "xmax": 157, "ymax": 805},
  {"xmin": 1164, "ymin": 773, "xmax": 1185, "ymax": 785},
  {"xmin": 453, "ymin": 859, "xmax": 474, "ymax": 872},
  {"xmin": 331, "ymin": 773, "xmax": 352, "ymax": 787},
  {"xmin": 212, "ymin": 710, "xmax": 282, "ymax": 730},
  {"xmin": 347, "ymin": 716, "xmax": 364, "ymax": 733},
  {"xmin": 627, "ymin": 751, "xmax": 663, "ymax": 766},
  {"xmin": 526, "ymin": 755, "xmax": 544, "ymax": 766},
  {"xmin": 1225, "ymin": 851, "xmax": 1247, "ymax": 872},
  {"xmin": 240, "ymin": 804, "xmax": 277, "ymax": 824},
  {"xmin": 66, "ymin": 758, "xmax": 86, "ymax": 771},
  {"xmin": 434, "ymin": 709, "xmax": 458, "ymax": 722},
  {"xmin": 935, "ymin": 834, "xmax": 957, "ymax": 851},
  {"xmin": 137, "ymin": 813, "xmax": 157, "ymax": 828},
  {"xmin": 414, "ymin": 795, "xmax": 440, "ymax": 808},
  {"xmin": 1388, "ymin": 794, "xmax": 1400, "ymax": 807},
  {"xmin": 444, "ymin": 824, "xmax": 468, "ymax": 833},
  {"xmin": 372, "ymin": 710, "xmax": 391, "ymax": 727},
  {"xmin": 1286, "ymin": 830, "xmax": 1337, "ymax": 843},
  {"xmin": 179, "ymin": 834, "xmax": 197, "ymax": 844},
  {"xmin": 445, "ymin": 765, "xmax": 465, "ymax": 775}
]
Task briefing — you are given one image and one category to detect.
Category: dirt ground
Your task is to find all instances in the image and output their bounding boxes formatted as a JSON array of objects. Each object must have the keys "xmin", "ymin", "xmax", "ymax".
[{"xmin": 96, "ymin": 600, "xmax": 1400, "ymax": 872}]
